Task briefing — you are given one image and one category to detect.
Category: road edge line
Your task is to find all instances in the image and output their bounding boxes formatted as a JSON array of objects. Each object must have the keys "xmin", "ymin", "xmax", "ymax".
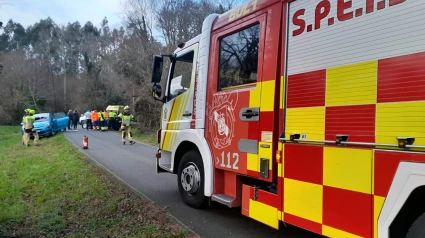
[{"xmin": 64, "ymin": 134, "xmax": 199, "ymax": 238}]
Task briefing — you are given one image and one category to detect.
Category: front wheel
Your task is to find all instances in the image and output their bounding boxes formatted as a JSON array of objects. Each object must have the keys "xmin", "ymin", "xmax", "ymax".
[
  {"xmin": 51, "ymin": 127, "xmax": 57, "ymax": 136},
  {"xmin": 407, "ymin": 212, "xmax": 425, "ymax": 238},
  {"xmin": 177, "ymin": 150, "xmax": 206, "ymax": 208}
]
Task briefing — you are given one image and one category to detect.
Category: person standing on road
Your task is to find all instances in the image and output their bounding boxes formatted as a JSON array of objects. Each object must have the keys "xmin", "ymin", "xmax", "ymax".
[
  {"xmin": 108, "ymin": 110, "xmax": 116, "ymax": 131},
  {"xmin": 72, "ymin": 110, "xmax": 79, "ymax": 131},
  {"xmin": 99, "ymin": 110, "xmax": 106, "ymax": 131},
  {"xmin": 104, "ymin": 110, "xmax": 109, "ymax": 131},
  {"xmin": 67, "ymin": 109, "xmax": 73, "ymax": 130},
  {"xmin": 92, "ymin": 110, "xmax": 99, "ymax": 131},
  {"xmin": 84, "ymin": 110, "xmax": 92, "ymax": 130},
  {"xmin": 118, "ymin": 106, "xmax": 135, "ymax": 145}
]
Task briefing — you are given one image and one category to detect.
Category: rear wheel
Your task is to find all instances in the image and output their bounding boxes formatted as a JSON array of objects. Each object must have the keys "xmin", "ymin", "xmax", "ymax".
[
  {"xmin": 407, "ymin": 212, "xmax": 425, "ymax": 238},
  {"xmin": 177, "ymin": 150, "xmax": 206, "ymax": 208}
]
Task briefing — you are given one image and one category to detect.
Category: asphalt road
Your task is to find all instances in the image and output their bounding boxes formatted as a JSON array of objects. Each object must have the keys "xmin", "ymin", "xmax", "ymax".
[{"xmin": 65, "ymin": 129, "xmax": 322, "ymax": 238}]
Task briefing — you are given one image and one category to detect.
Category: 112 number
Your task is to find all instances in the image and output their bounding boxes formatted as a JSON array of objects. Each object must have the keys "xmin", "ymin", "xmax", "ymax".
[{"xmin": 220, "ymin": 152, "xmax": 239, "ymax": 170}]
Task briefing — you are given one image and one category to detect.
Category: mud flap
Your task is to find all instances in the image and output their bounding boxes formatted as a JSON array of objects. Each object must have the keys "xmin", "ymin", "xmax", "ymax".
[{"xmin": 156, "ymin": 149, "xmax": 169, "ymax": 173}]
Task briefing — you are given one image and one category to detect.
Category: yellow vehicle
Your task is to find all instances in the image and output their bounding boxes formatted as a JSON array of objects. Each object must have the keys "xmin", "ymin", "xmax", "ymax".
[
  {"xmin": 105, "ymin": 105, "xmax": 124, "ymax": 131},
  {"xmin": 106, "ymin": 105, "xmax": 124, "ymax": 115}
]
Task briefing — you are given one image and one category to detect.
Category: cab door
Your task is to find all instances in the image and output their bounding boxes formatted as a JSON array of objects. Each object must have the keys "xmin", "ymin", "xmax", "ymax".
[
  {"xmin": 206, "ymin": 14, "xmax": 269, "ymax": 179},
  {"xmin": 160, "ymin": 44, "xmax": 198, "ymax": 156}
]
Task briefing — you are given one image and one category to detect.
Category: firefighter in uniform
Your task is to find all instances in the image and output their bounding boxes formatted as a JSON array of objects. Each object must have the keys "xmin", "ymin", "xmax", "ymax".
[
  {"xmin": 22, "ymin": 109, "xmax": 39, "ymax": 146},
  {"xmin": 30, "ymin": 109, "xmax": 40, "ymax": 145},
  {"xmin": 118, "ymin": 106, "xmax": 135, "ymax": 145},
  {"xmin": 22, "ymin": 109, "xmax": 30, "ymax": 145}
]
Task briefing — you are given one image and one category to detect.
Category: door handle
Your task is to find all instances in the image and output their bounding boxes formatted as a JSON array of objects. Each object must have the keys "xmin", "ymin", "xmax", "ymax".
[
  {"xmin": 183, "ymin": 112, "xmax": 192, "ymax": 117},
  {"xmin": 241, "ymin": 110, "xmax": 258, "ymax": 118}
]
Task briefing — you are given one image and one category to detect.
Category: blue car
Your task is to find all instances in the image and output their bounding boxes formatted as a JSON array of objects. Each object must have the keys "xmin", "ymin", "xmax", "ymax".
[
  {"xmin": 21, "ymin": 112, "xmax": 69, "ymax": 138},
  {"xmin": 53, "ymin": 112, "xmax": 69, "ymax": 131}
]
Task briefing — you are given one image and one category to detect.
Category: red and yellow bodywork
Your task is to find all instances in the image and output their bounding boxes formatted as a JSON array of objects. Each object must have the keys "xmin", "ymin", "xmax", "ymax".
[{"xmin": 157, "ymin": 0, "xmax": 425, "ymax": 237}]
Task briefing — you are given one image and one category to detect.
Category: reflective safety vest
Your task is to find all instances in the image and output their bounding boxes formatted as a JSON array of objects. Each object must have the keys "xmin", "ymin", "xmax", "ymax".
[
  {"xmin": 109, "ymin": 111, "xmax": 115, "ymax": 118},
  {"xmin": 119, "ymin": 113, "xmax": 134, "ymax": 126},
  {"xmin": 99, "ymin": 112, "xmax": 105, "ymax": 121},
  {"xmin": 22, "ymin": 115, "xmax": 35, "ymax": 129},
  {"xmin": 105, "ymin": 111, "xmax": 109, "ymax": 120}
]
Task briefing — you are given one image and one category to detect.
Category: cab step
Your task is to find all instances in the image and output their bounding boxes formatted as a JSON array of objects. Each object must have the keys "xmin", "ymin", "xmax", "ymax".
[
  {"xmin": 158, "ymin": 163, "xmax": 172, "ymax": 173},
  {"xmin": 211, "ymin": 194, "xmax": 235, "ymax": 208}
]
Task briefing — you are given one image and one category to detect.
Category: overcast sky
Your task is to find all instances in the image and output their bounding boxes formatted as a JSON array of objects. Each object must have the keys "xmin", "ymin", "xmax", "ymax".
[{"xmin": 0, "ymin": 0, "xmax": 123, "ymax": 29}]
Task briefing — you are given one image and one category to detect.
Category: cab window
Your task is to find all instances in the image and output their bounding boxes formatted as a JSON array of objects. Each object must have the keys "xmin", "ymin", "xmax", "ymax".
[
  {"xmin": 168, "ymin": 51, "xmax": 194, "ymax": 101},
  {"xmin": 218, "ymin": 23, "xmax": 260, "ymax": 91}
]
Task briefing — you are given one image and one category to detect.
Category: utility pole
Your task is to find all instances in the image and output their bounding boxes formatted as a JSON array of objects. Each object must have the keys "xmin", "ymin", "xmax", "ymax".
[
  {"xmin": 59, "ymin": 29, "xmax": 67, "ymax": 112},
  {"xmin": 132, "ymin": 88, "xmax": 135, "ymax": 113}
]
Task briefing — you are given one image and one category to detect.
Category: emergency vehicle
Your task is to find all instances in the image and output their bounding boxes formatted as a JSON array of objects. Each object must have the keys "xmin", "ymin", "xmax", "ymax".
[{"xmin": 150, "ymin": 0, "xmax": 425, "ymax": 237}]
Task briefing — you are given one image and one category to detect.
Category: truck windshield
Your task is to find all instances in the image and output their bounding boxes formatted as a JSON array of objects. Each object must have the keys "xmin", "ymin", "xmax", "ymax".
[{"xmin": 168, "ymin": 51, "xmax": 194, "ymax": 101}]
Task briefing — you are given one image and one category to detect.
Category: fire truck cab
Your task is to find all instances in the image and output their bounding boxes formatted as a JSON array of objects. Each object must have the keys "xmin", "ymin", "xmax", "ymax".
[{"xmin": 151, "ymin": 0, "xmax": 425, "ymax": 237}]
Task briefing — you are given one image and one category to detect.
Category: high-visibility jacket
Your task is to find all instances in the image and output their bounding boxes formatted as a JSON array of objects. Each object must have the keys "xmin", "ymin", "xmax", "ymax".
[
  {"xmin": 99, "ymin": 112, "xmax": 105, "ymax": 121},
  {"xmin": 105, "ymin": 111, "xmax": 109, "ymax": 120},
  {"xmin": 109, "ymin": 111, "xmax": 116, "ymax": 118},
  {"xmin": 119, "ymin": 112, "xmax": 134, "ymax": 126},
  {"xmin": 22, "ymin": 115, "xmax": 35, "ymax": 129},
  {"xmin": 91, "ymin": 111, "xmax": 99, "ymax": 121}
]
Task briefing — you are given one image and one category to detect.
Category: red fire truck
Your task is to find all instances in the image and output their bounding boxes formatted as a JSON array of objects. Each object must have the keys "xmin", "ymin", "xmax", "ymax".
[{"xmin": 150, "ymin": 0, "xmax": 425, "ymax": 237}]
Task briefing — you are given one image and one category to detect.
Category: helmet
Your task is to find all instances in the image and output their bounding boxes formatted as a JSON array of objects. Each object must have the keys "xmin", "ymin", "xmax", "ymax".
[
  {"xmin": 124, "ymin": 106, "xmax": 130, "ymax": 110},
  {"xmin": 30, "ymin": 109, "xmax": 35, "ymax": 115},
  {"xmin": 24, "ymin": 109, "xmax": 30, "ymax": 113}
]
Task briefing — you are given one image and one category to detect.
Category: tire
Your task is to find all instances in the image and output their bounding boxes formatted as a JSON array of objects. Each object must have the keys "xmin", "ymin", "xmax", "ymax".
[
  {"xmin": 177, "ymin": 150, "xmax": 206, "ymax": 208},
  {"xmin": 407, "ymin": 212, "xmax": 425, "ymax": 238}
]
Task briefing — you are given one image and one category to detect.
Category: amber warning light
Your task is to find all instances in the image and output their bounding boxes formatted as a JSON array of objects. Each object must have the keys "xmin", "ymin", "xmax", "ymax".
[{"xmin": 276, "ymin": 150, "xmax": 282, "ymax": 164}]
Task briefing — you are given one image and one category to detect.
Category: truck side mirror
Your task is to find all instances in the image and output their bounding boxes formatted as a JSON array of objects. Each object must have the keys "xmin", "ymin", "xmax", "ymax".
[
  {"xmin": 152, "ymin": 83, "xmax": 162, "ymax": 99},
  {"xmin": 151, "ymin": 55, "xmax": 163, "ymax": 83}
]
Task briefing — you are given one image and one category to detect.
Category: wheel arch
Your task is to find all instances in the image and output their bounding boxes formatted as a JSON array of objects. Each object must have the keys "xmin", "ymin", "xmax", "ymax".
[
  {"xmin": 171, "ymin": 129, "xmax": 213, "ymax": 197},
  {"xmin": 173, "ymin": 141, "xmax": 200, "ymax": 173},
  {"xmin": 378, "ymin": 162, "xmax": 425, "ymax": 238},
  {"xmin": 389, "ymin": 185, "xmax": 425, "ymax": 238}
]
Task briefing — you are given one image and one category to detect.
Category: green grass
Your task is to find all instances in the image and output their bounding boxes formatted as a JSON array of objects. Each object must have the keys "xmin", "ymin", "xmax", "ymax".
[
  {"xmin": 0, "ymin": 126, "xmax": 189, "ymax": 238},
  {"xmin": 132, "ymin": 132, "xmax": 158, "ymax": 147}
]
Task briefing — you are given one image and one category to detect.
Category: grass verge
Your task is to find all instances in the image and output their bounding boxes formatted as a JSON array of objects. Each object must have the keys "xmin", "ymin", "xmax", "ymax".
[
  {"xmin": 0, "ymin": 126, "xmax": 189, "ymax": 237},
  {"xmin": 131, "ymin": 132, "xmax": 158, "ymax": 147}
]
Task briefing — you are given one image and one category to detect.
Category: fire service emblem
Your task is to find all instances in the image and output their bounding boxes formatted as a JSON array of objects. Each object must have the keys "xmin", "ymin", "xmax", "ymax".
[{"xmin": 207, "ymin": 92, "xmax": 238, "ymax": 149}]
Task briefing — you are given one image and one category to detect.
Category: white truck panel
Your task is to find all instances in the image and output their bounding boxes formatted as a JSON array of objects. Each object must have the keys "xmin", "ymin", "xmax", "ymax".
[{"xmin": 287, "ymin": 0, "xmax": 425, "ymax": 75}]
